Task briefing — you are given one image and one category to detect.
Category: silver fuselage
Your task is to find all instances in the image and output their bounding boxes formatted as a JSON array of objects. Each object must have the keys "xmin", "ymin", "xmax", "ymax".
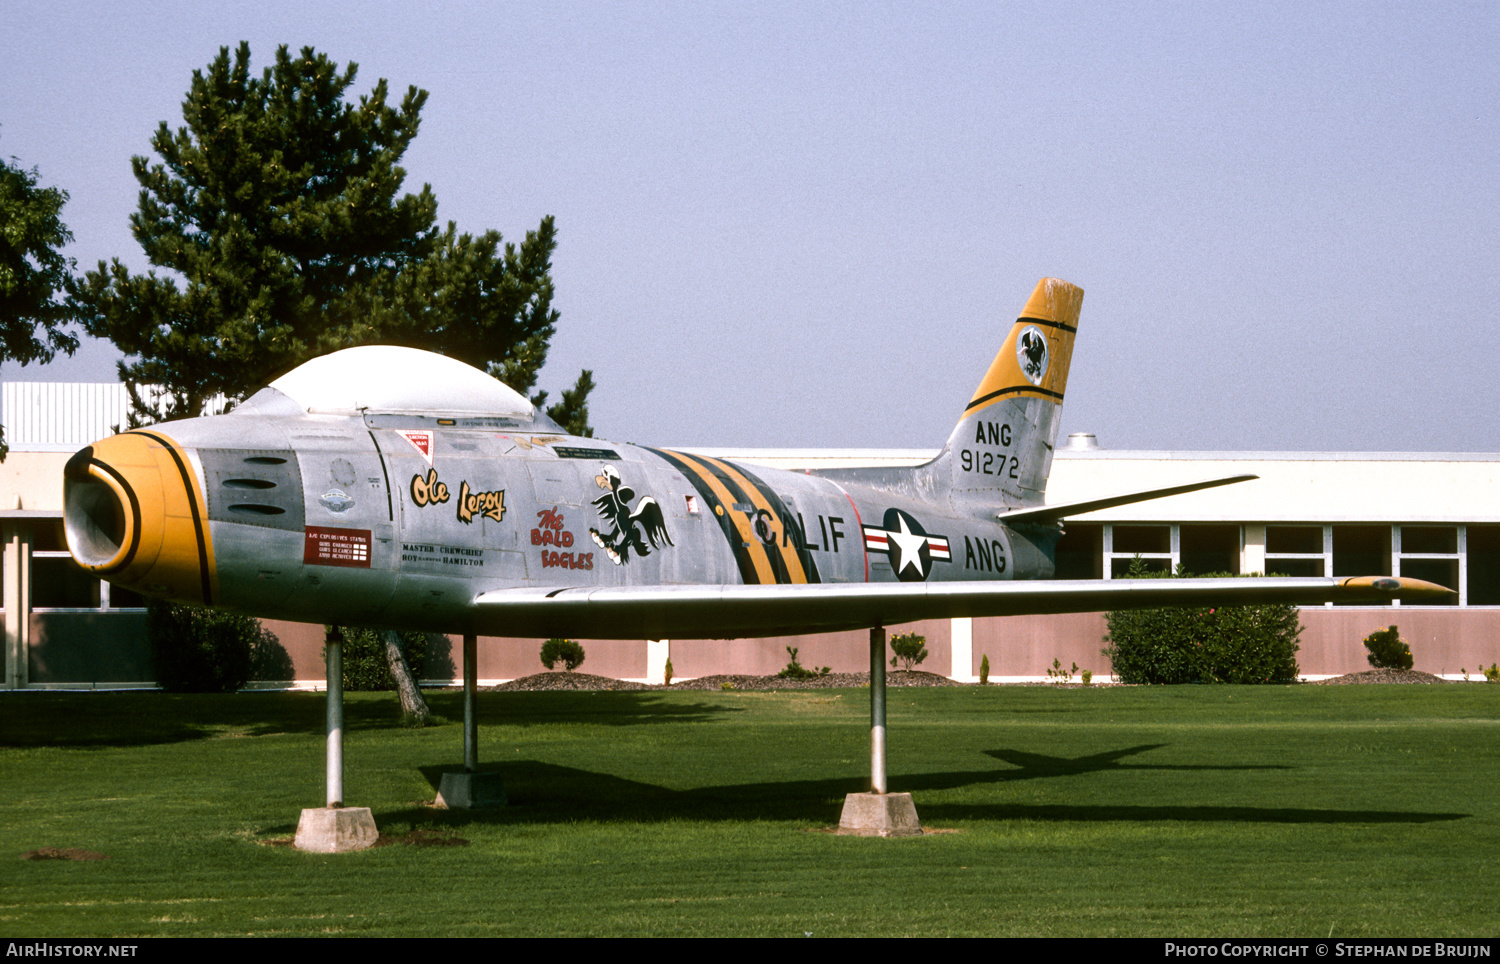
[{"xmin": 66, "ymin": 387, "xmax": 1053, "ymax": 639}]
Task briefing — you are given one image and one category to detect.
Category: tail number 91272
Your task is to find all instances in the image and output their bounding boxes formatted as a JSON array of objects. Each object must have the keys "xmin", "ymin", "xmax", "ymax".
[{"xmin": 961, "ymin": 449, "xmax": 1019, "ymax": 478}]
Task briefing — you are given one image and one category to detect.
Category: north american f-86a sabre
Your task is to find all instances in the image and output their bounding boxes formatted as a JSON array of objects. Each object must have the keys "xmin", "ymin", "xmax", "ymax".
[{"xmin": 63, "ymin": 278, "xmax": 1447, "ymax": 640}]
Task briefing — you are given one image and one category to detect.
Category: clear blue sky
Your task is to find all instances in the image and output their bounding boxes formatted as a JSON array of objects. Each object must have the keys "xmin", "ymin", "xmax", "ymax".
[{"xmin": 3, "ymin": 1, "xmax": 1497, "ymax": 452}]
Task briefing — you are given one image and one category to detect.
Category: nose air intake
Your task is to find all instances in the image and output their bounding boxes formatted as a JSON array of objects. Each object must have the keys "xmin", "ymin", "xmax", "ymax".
[
  {"xmin": 64, "ymin": 445, "xmax": 141, "ymax": 571},
  {"xmin": 63, "ymin": 431, "xmax": 218, "ymax": 605}
]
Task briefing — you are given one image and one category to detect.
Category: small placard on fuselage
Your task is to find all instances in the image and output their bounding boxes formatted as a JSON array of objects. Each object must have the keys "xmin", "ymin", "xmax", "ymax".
[
  {"xmin": 555, "ymin": 447, "xmax": 621, "ymax": 460},
  {"xmin": 304, "ymin": 526, "xmax": 373, "ymax": 568}
]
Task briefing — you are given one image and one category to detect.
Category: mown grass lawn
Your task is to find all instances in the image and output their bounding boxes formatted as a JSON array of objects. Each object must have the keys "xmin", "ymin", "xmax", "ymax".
[{"xmin": 2, "ymin": 685, "xmax": 1496, "ymax": 937}]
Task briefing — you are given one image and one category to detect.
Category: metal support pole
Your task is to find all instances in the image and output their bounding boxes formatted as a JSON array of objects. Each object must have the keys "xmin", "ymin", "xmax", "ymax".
[
  {"xmin": 326, "ymin": 627, "xmax": 344, "ymax": 808},
  {"xmin": 463, "ymin": 633, "xmax": 478, "ymax": 772},
  {"xmin": 870, "ymin": 623, "xmax": 887, "ymax": 794}
]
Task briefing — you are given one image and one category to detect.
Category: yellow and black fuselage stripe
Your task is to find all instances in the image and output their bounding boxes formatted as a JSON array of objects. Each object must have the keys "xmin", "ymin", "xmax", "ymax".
[
  {"xmin": 649, "ymin": 448, "xmax": 821, "ymax": 585},
  {"xmin": 130, "ymin": 431, "xmax": 216, "ymax": 605}
]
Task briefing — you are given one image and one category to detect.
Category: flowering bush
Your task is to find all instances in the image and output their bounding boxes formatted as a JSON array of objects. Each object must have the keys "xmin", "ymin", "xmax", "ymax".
[
  {"xmin": 888, "ymin": 632, "xmax": 929, "ymax": 671},
  {"xmin": 1362, "ymin": 625, "xmax": 1413, "ymax": 670},
  {"xmin": 1102, "ymin": 559, "xmax": 1302, "ymax": 684}
]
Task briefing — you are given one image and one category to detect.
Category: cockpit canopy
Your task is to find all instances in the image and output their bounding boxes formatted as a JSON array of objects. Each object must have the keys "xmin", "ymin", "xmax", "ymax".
[{"xmin": 256, "ymin": 345, "xmax": 535, "ymax": 418}]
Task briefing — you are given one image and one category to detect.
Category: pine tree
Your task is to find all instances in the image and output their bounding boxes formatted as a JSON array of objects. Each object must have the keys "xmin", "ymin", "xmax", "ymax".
[
  {"xmin": 77, "ymin": 44, "xmax": 596, "ymax": 715},
  {"xmin": 77, "ymin": 42, "xmax": 592, "ymax": 429},
  {"xmin": 0, "ymin": 151, "xmax": 81, "ymax": 457}
]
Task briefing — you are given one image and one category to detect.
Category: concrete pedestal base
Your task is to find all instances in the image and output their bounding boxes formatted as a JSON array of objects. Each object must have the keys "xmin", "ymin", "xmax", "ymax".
[
  {"xmin": 435, "ymin": 772, "xmax": 507, "ymax": 809},
  {"xmin": 837, "ymin": 792, "xmax": 922, "ymax": 837},
  {"xmin": 293, "ymin": 807, "xmax": 379, "ymax": 853}
]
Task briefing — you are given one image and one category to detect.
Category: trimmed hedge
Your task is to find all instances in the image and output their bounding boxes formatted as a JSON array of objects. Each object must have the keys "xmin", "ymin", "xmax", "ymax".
[
  {"xmin": 540, "ymin": 638, "xmax": 586, "ymax": 672},
  {"xmin": 1102, "ymin": 561, "xmax": 1303, "ymax": 684},
  {"xmin": 148, "ymin": 600, "xmax": 280, "ymax": 693}
]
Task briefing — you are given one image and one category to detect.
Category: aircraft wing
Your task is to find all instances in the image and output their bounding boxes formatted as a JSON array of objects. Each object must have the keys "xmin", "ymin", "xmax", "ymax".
[
  {"xmin": 472, "ymin": 575, "xmax": 1451, "ymax": 640},
  {"xmin": 995, "ymin": 474, "xmax": 1260, "ymax": 524}
]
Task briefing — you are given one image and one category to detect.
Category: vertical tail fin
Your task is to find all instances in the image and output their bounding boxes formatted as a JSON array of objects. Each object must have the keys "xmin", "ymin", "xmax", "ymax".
[
  {"xmin": 935, "ymin": 278, "xmax": 1084, "ymax": 509},
  {"xmin": 808, "ymin": 278, "xmax": 1082, "ymax": 513}
]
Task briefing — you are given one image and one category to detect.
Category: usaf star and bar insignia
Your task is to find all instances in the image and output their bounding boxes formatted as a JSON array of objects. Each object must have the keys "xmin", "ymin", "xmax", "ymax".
[{"xmin": 862, "ymin": 508, "xmax": 951, "ymax": 582}]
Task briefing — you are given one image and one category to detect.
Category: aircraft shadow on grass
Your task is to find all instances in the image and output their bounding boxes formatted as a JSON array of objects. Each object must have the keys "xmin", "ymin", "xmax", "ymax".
[
  {"xmin": 980, "ymin": 744, "xmax": 1274, "ymax": 778},
  {"xmin": 398, "ymin": 745, "xmax": 1468, "ymax": 829}
]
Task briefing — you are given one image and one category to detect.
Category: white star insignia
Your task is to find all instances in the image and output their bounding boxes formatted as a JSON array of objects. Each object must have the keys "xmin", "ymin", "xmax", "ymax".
[{"xmin": 886, "ymin": 514, "xmax": 929, "ymax": 577}]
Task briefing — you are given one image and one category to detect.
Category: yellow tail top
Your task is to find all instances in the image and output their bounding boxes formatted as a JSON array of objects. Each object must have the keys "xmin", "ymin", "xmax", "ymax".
[{"xmin": 964, "ymin": 278, "xmax": 1083, "ymax": 415}]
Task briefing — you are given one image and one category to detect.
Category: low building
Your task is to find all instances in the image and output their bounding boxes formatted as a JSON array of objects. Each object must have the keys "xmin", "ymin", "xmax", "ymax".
[{"xmin": 4, "ymin": 384, "xmax": 1494, "ymax": 688}]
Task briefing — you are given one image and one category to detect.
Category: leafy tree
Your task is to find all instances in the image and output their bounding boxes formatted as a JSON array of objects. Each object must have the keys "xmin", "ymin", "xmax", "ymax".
[
  {"xmin": 77, "ymin": 42, "xmax": 594, "ymax": 429},
  {"xmin": 331, "ymin": 626, "xmax": 435, "ymax": 725},
  {"xmin": 0, "ymin": 151, "xmax": 81, "ymax": 457},
  {"xmin": 1102, "ymin": 559, "xmax": 1302, "ymax": 684},
  {"xmin": 336, "ymin": 627, "xmax": 429, "ymax": 690}
]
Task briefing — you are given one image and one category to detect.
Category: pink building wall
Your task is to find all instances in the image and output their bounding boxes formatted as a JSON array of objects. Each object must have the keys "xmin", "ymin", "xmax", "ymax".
[{"xmin": 260, "ymin": 607, "xmax": 1500, "ymax": 683}]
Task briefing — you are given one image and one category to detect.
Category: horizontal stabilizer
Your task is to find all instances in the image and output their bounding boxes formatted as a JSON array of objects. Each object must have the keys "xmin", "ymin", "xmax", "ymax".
[
  {"xmin": 996, "ymin": 474, "xmax": 1259, "ymax": 524},
  {"xmin": 473, "ymin": 575, "xmax": 1451, "ymax": 640}
]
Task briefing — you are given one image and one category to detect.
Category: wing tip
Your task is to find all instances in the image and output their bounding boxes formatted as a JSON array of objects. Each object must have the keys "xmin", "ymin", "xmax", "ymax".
[{"xmin": 1338, "ymin": 576, "xmax": 1456, "ymax": 600}]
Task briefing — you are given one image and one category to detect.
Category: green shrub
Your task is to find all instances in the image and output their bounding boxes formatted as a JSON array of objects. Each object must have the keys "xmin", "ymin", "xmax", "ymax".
[
  {"xmin": 1483, "ymin": 663, "xmax": 1499, "ymax": 683},
  {"xmin": 777, "ymin": 645, "xmax": 829, "ymax": 680},
  {"xmin": 148, "ymin": 599, "xmax": 278, "ymax": 693},
  {"xmin": 979, "ymin": 653, "xmax": 990, "ymax": 685},
  {"xmin": 1046, "ymin": 658, "xmax": 1078, "ymax": 683},
  {"xmin": 541, "ymin": 638, "xmax": 586, "ymax": 672},
  {"xmin": 334, "ymin": 628, "xmax": 430, "ymax": 691},
  {"xmin": 1362, "ymin": 625, "xmax": 1413, "ymax": 670},
  {"xmin": 1102, "ymin": 560, "xmax": 1302, "ymax": 684},
  {"xmin": 888, "ymin": 632, "xmax": 928, "ymax": 671}
]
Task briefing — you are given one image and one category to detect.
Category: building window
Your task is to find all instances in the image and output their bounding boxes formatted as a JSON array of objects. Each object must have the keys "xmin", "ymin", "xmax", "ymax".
[
  {"xmin": 31, "ymin": 557, "xmax": 101, "ymax": 609},
  {"xmin": 1466, "ymin": 525, "xmax": 1500, "ymax": 605},
  {"xmin": 1055, "ymin": 523, "xmax": 1102, "ymax": 579},
  {"xmin": 1180, "ymin": 524, "xmax": 1240, "ymax": 576},
  {"xmin": 1396, "ymin": 525, "xmax": 1459, "ymax": 606},
  {"xmin": 1106, "ymin": 524, "xmax": 1172, "ymax": 577},
  {"xmin": 109, "ymin": 584, "xmax": 145, "ymax": 608},
  {"xmin": 1265, "ymin": 525, "xmax": 1327, "ymax": 578},
  {"xmin": 1013, "ymin": 518, "xmax": 1494, "ymax": 607},
  {"xmin": 28, "ymin": 518, "xmax": 146, "ymax": 611},
  {"xmin": 33, "ymin": 518, "xmax": 67, "ymax": 553},
  {"xmin": 1332, "ymin": 525, "xmax": 1392, "ymax": 607}
]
